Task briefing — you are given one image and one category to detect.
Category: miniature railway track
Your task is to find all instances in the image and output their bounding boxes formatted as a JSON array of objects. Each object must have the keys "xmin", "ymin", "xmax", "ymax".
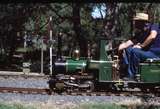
[
  {"xmin": 66, "ymin": 91, "xmax": 160, "ymax": 96},
  {"xmin": 0, "ymin": 86, "xmax": 159, "ymax": 96},
  {"xmin": 0, "ymin": 87, "xmax": 50, "ymax": 95},
  {"xmin": 0, "ymin": 73, "xmax": 49, "ymax": 79}
]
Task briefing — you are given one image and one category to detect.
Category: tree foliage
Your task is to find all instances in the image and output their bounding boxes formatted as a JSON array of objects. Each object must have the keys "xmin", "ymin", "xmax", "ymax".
[{"xmin": 0, "ymin": 3, "xmax": 160, "ymax": 70}]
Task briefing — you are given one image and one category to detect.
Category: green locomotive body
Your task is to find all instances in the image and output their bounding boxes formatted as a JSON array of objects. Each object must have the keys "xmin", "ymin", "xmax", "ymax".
[
  {"xmin": 48, "ymin": 37, "xmax": 160, "ymax": 92},
  {"xmin": 140, "ymin": 61, "xmax": 160, "ymax": 83}
]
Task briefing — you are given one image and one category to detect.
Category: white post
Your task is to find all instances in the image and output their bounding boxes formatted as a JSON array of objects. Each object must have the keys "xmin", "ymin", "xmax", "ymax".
[
  {"xmin": 41, "ymin": 37, "xmax": 43, "ymax": 74},
  {"xmin": 49, "ymin": 16, "xmax": 53, "ymax": 75},
  {"xmin": 24, "ymin": 31, "xmax": 27, "ymax": 51},
  {"xmin": 23, "ymin": 31, "xmax": 27, "ymax": 74}
]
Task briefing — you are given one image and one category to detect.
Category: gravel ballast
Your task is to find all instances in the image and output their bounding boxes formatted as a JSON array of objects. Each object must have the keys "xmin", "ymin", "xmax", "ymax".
[
  {"xmin": 0, "ymin": 93, "xmax": 159, "ymax": 106},
  {"xmin": 0, "ymin": 77, "xmax": 48, "ymax": 88}
]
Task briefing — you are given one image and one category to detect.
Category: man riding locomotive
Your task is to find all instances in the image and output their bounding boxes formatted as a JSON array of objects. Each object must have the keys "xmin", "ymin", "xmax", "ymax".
[{"xmin": 118, "ymin": 12, "xmax": 160, "ymax": 80}]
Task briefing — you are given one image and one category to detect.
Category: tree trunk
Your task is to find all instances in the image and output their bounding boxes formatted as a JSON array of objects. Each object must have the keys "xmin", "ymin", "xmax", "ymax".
[{"xmin": 72, "ymin": 3, "xmax": 87, "ymax": 57}]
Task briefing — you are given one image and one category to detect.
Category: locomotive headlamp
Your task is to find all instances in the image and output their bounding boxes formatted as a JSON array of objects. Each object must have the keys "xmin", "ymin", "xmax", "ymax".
[{"xmin": 72, "ymin": 49, "xmax": 80, "ymax": 60}]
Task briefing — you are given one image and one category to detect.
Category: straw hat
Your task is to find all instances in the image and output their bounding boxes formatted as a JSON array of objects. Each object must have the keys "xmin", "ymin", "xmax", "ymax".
[{"xmin": 133, "ymin": 13, "xmax": 149, "ymax": 21}]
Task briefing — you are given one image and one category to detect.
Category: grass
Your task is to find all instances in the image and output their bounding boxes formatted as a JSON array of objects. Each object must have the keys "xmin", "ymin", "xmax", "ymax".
[
  {"xmin": 0, "ymin": 103, "xmax": 35, "ymax": 109},
  {"xmin": 0, "ymin": 101, "xmax": 159, "ymax": 109},
  {"xmin": 75, "ymin": 103, "xmax": 160, "ymax": 109},
  {"xmin": 75, "ymin": 103, "xmax": 128, "ymax": 109}
]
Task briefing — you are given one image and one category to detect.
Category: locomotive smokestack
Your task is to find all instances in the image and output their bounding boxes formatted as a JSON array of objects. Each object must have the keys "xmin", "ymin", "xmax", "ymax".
[{"xmin": 57, "ymin": 32, "xmax": 62, "ymax": 60}]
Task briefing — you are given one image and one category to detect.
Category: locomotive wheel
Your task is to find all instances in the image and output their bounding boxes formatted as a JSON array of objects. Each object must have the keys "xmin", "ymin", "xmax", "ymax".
[
  {"xmin": 84, "ymin": 81, "xmax": 94, "ymax": 92},
  {"xmin": 109, "ymin": 84, "xmax": 117, "ymax": 92},
  {"xmin": 55, "ymin": 82, "xmax": 65, "ymax": 91}
]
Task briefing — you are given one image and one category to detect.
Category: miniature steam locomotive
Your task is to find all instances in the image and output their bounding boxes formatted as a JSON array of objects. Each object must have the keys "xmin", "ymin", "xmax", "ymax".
[{"xmin": 48, "ymin": 35, "xmax": 160, "ymax": 92}]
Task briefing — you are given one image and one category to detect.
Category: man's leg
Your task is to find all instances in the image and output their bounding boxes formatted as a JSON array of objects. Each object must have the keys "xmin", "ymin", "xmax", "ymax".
[
  {"xmin": 122, "ymin": 46, "xmax": 134, "ymax": 64},
  {"xmin": 129, "ymin": 48, "xmax": 159, "ymax": 78},
  {"xmin": 121, "ymin": 47, "xmax": 134, "ymax": 78}
]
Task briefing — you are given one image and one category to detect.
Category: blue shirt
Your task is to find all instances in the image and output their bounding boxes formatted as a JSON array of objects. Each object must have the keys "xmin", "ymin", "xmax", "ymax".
[
  {"xmin": 149, "ymin": 24, "xmax": 160, "ymax": 48},
  {"xmin": 143, "ymin": 23, "xmax": 160, "ymax": 55},
  {"xmin": 131, "ymin": 23, "xmax": 160, "ymax": 50}
]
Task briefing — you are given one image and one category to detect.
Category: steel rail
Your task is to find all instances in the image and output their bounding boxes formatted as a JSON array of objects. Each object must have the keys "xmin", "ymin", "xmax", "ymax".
[
  {"xmin": 0, "ymin": 87, "xmax": 50, "ymax": 95},
  {"xmin": 0, "ymin": 86, "xmax": 159, "ymax": 96},
  {"xmin": 0, "ymin": 74, "xmax": 49, "ymax": 79}
]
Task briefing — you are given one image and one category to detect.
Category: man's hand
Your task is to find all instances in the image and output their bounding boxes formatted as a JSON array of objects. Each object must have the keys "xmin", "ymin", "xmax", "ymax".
[
  {"xmin": 118, "ymin": 40, "xmax": 134, "ymax": 51},
  {"xmin": 133, "ymin": 43, "xmax": 142, "ymax": 49},
  {"xmin": 118, "ymin": 43, "xmax": 126, "ymax": 51}
]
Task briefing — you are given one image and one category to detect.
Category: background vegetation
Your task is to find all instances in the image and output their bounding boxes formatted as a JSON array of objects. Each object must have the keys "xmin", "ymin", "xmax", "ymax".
[{"xmin": 0, "ymin": 3, "xmax": 160, "ymax": 72}]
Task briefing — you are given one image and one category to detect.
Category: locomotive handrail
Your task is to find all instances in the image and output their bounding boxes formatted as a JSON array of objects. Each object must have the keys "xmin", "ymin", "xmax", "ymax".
[{"xmin": 89, "ymin": 60, "xmax": 114, "ymax": 63}]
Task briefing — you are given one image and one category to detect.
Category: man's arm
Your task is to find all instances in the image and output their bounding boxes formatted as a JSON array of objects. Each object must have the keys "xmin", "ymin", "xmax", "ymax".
[
  {"xmin": 139, "ymin": 30, "xmax": 157, "ymax": 48},
  {"xmin": 118, "ymin": 40, "xmax": 134, "ymax": 51}
]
